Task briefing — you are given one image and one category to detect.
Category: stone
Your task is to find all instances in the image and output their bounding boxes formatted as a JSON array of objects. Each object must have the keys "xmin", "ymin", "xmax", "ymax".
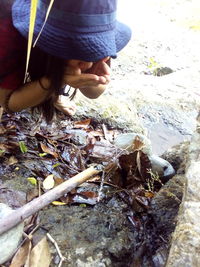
[
  {"xmin": 184, "ymin": 161, "xmax": 200, "ymax": 202},
  {"xmin": 149, "ymin": 154, "xmax": 175, "ymax": 183},
  {"xmin": 166, "ymin": 119, "xmax": 200, "ymax": 266},
  {"xmin": 150, "ymin": 174, "xmax": 185, "ymax": 238},
  {"xmin": 166, "ymin": 202, "xmax": 200, "ymax": 267},
  {"xmin": 0, "ymin": 203, "xmax": 24, "ymax": 264}
]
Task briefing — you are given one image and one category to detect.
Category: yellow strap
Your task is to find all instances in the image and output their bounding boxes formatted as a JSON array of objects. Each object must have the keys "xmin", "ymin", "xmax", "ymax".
[
  {"xmin": 24, "ymin": 0, "xmax": 39, "ymax": 83},
  {"xmin": 33, "ymin": 0, "xmax": 55, "ymax": 47}
]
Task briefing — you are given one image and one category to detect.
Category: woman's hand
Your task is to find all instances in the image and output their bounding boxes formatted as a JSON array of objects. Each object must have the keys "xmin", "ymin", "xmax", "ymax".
[{"xmin": 62, "ymin": 58, "xmax": 111, "ymax": 98}]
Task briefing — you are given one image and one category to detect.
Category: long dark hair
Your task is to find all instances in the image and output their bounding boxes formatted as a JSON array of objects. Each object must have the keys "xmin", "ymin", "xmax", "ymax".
[{"xmin": 28, "ymin": 46, "xmax": 66, "ymax": 122}]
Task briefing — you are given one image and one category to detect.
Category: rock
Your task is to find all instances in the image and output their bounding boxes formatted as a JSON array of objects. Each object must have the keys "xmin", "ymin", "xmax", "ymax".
[
  {"xmin": 166, "ymin": 118, "xmax": 200, "ymax": 266},
  {"xmin": 154, "ymin": 67, "xmax": 173, "ymax": 76},
  {"xmin": 149, "ymin": 154, "xmax": 175, "ymax": 183},
  {"xmin": 162, "ymin": 141, "xmax": 190, "ymax": 174},
  {"xmin": 150, "ymin": 175, "xmax": 185, "ymax": 238},
  {"xmin": 113, "ymin": 132, "xmax": 175, "ymax": 181},
  {"xmin": 39, "ymin": 197, "xmax": 136, "ymax": 266},
  {"xmin": 0, "ymin": 203, "xmax": 24, "ymax": 264}
]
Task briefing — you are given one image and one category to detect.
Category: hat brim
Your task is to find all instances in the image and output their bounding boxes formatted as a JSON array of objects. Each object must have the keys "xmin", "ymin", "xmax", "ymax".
[{"xmin": 12, "ymin": 1, "xmax": 132, "ymax": 61}]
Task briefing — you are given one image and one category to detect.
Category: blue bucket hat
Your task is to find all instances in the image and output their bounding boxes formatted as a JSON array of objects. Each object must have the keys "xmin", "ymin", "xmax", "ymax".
[{"xmin": 12, "ymin": 0, "xmax": 132, "ymax": 62}]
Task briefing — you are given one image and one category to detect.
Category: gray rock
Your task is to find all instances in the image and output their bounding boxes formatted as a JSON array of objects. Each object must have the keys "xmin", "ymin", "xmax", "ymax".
[
  {"xmin": 149, "ymin": 154, "xmax": 175, "ymax": 183},
  {"xmin": 162, "ymin": 141, "xmax": 190, "ymax": 174},
  {"xmin": 0, "ymin": 203, "xmax": 24, "ymax": 264},
  {"xmin": 150, "ymin": 175, "xmax": 185, "ymax": 238},
  {"xmin": 39, "ymin": 197, "xmax": 136, "ymax": 267},
  {"xmin": 166, "ymin": 119, "xmax": 200, "ymax": 266}
]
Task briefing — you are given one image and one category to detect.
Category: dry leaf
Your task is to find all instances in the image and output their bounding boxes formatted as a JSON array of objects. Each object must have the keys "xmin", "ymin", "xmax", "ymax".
[
  {"xmin": 43, "ymin": 174, "xmax": 55, "ymax": 190},
  {"xmin": 74, "ymin": 119, "xmax": 91, "ymax": 129},
  {"xmin": 132, "ymin": 136, "xmax": 144, "ymax": 151},
  {"xmin": 40, "ymin": 143, "xmax": 58, "ymax": 158},
  {"xmin": 29, "ymin": 236, "xmax": 51, "ymax": 267},
  {"xmin": 144, "ymin": 191, "xmax": 155, "ymax": 198},
  {"xmin": 10, "ymin": 239, "xmax": 31, "ymax": 267},
  {"xmin": 26, "ymin": 187, "xmax": 39, "ymax": 202},
  {"xmin": 0, "ymin": 125, "xmax": 6, "ymax": 134},
  {"xmin": 7, "ymin": 156, "xmax": 18, "ymax": 165},
  {"xmin": 54, "ymin": 177, "xmax": 64, "ymax": 186}
]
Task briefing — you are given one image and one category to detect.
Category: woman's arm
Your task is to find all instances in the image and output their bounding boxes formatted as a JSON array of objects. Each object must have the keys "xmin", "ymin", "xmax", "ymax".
[
  {"xmin": 0, "ymin": 58, "xmax": 111, "ymax": 112},
  {"xmin": 0, "ymin": 77, "xmax": 51, "ymax": 112}
]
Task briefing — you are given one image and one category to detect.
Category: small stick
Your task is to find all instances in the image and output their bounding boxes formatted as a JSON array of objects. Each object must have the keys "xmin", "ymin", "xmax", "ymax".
[
  {"xmin": 0, "ymin": 165, "xmax": 102, "ymax": 235},
  {"xmin": 0, "ymin": 107, "xmax": 3, "ymax": 122},
  {"xmin": 47, "ymin": 233, "xmax": 66, "ymax": 267}
]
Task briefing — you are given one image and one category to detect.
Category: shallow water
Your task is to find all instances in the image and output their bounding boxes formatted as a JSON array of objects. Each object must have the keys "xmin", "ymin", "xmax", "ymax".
[{"xmin": 139, "ymin": 106, "xmax": 197, "ymax": 155}]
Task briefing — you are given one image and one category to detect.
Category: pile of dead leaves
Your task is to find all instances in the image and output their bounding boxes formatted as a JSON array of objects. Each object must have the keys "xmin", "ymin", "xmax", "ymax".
[
  {"xmin": 0, "ymin": 111, "xmax": 157, "ymax": 210},
  {"xmin": 0, "ymin": 111, "xmax": 159, "ymax": 265}
]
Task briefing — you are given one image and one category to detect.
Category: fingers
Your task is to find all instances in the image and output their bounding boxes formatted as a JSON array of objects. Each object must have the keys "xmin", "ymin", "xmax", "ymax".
[
  {"xmin": 63, "ymin": 73, "xmax": 103, "ymax": 89},
  {"xmin": 63, "ymin": 58, "xmax": 111, "ymax": 89}
]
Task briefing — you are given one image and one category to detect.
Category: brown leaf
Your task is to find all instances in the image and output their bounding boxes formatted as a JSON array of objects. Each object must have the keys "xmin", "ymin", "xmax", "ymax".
[
  {"xmin": 40, "ymin": 143, "xmax": 58, "ymax": 158},
  {"xmin": 144, "ymin": 191, "xmax": 155, "ymax": 198},
  {"xmin": 136, "ymin": 151, "xmax": 151, "ymax": 181},
  {"xmin": 79, "ymin": 191, "xmax": 98, "ymax": 199},
  {"xmin": 0, "ymin": 125, "xmax": 6, "ymax": 135},
  {"xmin": 26, "ymin": 187, "xmax": 39, "ymax": 202},
  {"xmin": 47, "ymin": 139, "xmax": 58, "ymax": 147},
  {"xmin": 10, "ymin": 239, "xmax": 31, "ymax": 267},
  {"xmin": 132, "ymin": 135, "xmax": 145, "ymax": 151},
  {"xmin": 7, "ymin": 156, "xmax": 18, "ymax": 165},
  {"xmin": 29, "ymin": 236, "xmax": 51, "ymax": 267},
  {"xmin": 88, "ymin": 130, "xmax": 104, "ymax": 137},
  {"xmin": 119, "ymin": 152, "xmax": 137, "ymax": 173},
  {"xmin": 54, "ymin": 177, "xmax": 64, "ymax": 186},
  {"xmin": 74, "ymin": 118, "xmax": 91, "ymax": 129}
]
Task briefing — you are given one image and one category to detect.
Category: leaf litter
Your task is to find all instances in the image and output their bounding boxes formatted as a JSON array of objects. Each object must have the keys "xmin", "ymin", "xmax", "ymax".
[{"xmin": 0, "ymin": 111, "xmax": 169, "ymax": 266}]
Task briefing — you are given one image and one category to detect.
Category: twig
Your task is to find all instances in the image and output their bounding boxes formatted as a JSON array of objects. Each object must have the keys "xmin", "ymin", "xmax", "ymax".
[
  {"xmin": 97, "ymin": 170, "xmax": 105, "ymax": 202},
  {"xmin": 102, "ymin": 123, "xmax": 110, "ymax": 141},
  {"xmin": 0, "ymin": 107, "xmax": 3, "ymax": 122},
  {"xmin": 47, "ymin": 233, "xmax": 66, "ymax": 267},
  {"xmin": 0, "ymin": 165, "xmax": 102, "ymax": 235}
]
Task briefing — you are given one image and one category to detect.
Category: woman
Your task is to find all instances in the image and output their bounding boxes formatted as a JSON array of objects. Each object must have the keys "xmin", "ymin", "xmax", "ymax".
[{"xmin": 0, "ymin": 0, "xmax": 131, "ymax": 121}]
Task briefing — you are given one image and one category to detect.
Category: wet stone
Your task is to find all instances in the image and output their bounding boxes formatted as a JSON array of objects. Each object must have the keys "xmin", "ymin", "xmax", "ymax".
[
  {"xmin": 39, "ymin": 196, "xmax": 136, "ymax": 267},
  {"xmin": 150, "ymin": 175, "xmax": 185, "ymax": 239}
]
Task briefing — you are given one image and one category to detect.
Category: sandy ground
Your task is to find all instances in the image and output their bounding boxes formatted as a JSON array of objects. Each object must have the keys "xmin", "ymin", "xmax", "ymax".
[
  {"xmin": 116, "ymin": 0, "xmax": 200, "ymax": 106},
  {"xmin": 74, "ymin": 0, "xmax": 200, "ymax": 155}
]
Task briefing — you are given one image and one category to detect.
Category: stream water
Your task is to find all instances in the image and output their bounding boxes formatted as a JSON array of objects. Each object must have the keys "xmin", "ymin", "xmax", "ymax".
[{"xmin": 138, "ymin": 105, "xmax": 197, "ymax": 155}]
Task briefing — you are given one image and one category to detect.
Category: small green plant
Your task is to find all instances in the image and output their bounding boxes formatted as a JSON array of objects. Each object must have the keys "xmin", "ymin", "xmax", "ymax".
[
  {"xmin": 146, "ymin": 169, "xmax": 163, "ymax": 192},
  {"xmin": 148, "ymin": 57, "xmax": 162, "ymax": 76},
  {"xmin": 19, "ymin": 141, "xmax": 28, "ymax": 153},
  {"xmin": 39, "ymin": 152, "xmax": 48, "ymax": 157},
  {"xmin": 52, "ymin": 162, "xmax": 61, "ymax": 168},
  {"xmin": 0, "ymin": 149, "xmax": 5, "ymax": 156}
]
